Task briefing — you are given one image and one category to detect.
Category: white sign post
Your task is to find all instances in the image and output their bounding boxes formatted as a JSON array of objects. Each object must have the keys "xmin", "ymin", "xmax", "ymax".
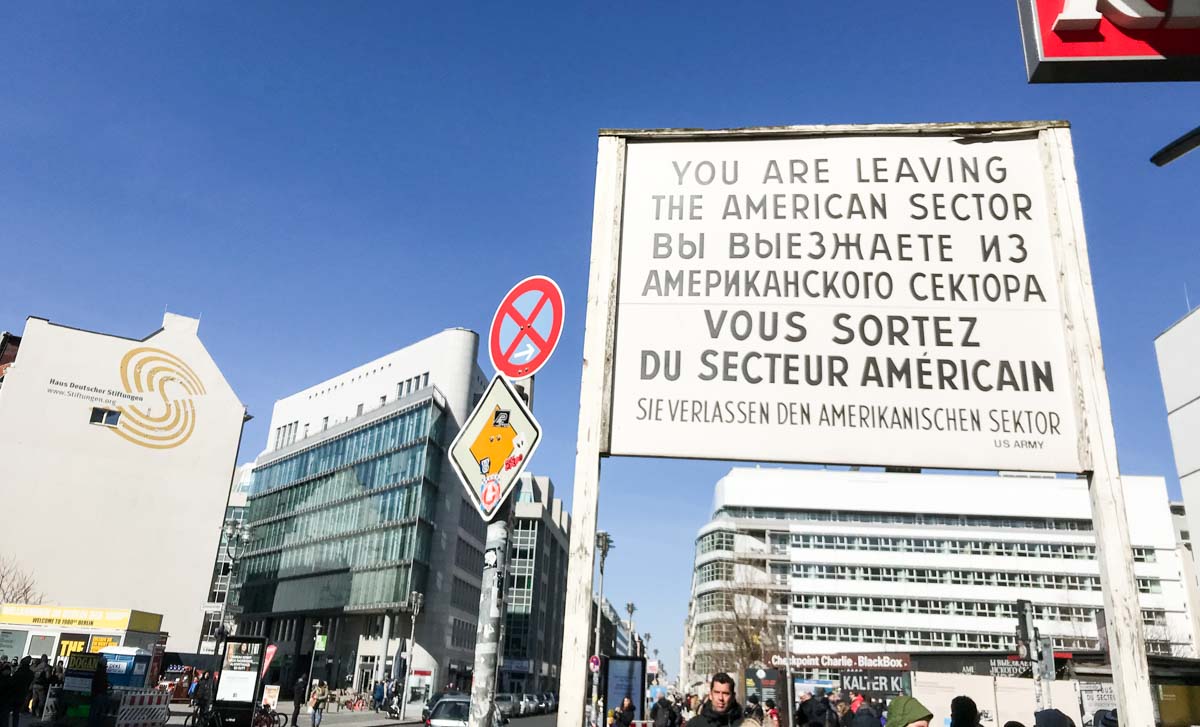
[{"xmin": 556, "ymin": 123, "xmax": 1153, "ymax": 727}]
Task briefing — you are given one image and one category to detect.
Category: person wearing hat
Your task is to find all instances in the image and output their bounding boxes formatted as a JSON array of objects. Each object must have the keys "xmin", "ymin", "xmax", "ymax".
[
  {"xmin": 745, "ymin": 694, "xmax": 765, "ymax": 724},
  {"xmin": 884, "ymin": 695, "xmax": 933, "ymax": 727}
]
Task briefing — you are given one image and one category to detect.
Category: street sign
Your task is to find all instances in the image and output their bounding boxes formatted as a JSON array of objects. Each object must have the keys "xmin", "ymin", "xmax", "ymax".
[
  {"xmin": 488, "ymin": 275, "xmax": 565, "ymax": 380},
  {"xmin": 589, "ymin": 656, "xmax": 600, "ymax": 673},
  {"xmin": 448, "ymin": 373, "xmax": 542, "ymax": 521}
]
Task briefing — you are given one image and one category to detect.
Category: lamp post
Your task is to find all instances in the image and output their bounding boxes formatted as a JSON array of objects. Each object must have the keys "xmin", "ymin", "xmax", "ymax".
[
  {"xmin": 216, "ymin": 518, "xmax": 250, "ymax": 649},
  {"xmin": 399, "ymin": 591, "xmax": 423, "ymax": 720},
  {"xmin": 590, "ymin": 531, "xmax": 613, "ymax": 727},
  {"xmin": 305, "ymin": 621, "xmax": 324, "ymax": 703}
]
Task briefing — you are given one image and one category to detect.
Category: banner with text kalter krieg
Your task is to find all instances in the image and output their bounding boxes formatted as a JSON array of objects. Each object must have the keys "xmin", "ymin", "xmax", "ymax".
[{"xmin": 607, "ymin": 130, "xmax": 1085, "ymax": 472}]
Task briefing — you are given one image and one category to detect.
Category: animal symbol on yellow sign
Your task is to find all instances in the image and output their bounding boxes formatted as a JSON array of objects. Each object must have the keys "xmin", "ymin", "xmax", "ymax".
[{"xmin": 448, "ymin": 374, "xmax": 542, "ymax": 521}]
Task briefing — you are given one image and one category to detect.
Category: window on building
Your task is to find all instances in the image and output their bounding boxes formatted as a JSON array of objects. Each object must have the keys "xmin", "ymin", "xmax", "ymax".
[
  {"xmin": 303, "ymin": 423, "xmax": 309, "ymax": 439},
  {"xmin": 421, "ymin": 373, "xmax": 429, "ymax": 388},
  {"xmin": 322, "ymin": 416, "xmax": 329, "ymax": 432},
  {"xmin": 357, "ymin": 403, "xmax": 364, "ymax": 416},
  {"xmin": 89, "ymin": 407, "xmax": 121, "ymax": 427},
  {"xmin": 380, "ymin": 395, "xmax": 387, "ymax": 408}
]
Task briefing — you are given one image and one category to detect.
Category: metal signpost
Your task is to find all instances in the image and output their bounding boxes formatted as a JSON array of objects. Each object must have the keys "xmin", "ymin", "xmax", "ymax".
[
  {"xmin": 557, "ymin": 123, "xmax": 1154, "ymax": 727},
  {"xmin": 463, "ymin": 277, "xmax": 560, "ymax": 727}
]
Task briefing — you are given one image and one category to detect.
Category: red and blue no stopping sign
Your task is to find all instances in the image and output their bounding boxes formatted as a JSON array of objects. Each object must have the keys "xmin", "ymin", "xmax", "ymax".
[{"xmin": 488, "ymin": 275, "xmax": 565, "ymax": 380}]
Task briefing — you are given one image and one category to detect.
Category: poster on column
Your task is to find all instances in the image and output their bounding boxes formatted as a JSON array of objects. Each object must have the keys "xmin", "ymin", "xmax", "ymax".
[{"xmin": 606, "ymin": 127, "xmax": 1087, "ymax": 473}]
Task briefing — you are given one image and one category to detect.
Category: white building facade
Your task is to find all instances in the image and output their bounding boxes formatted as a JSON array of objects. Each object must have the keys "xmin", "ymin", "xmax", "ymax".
[
  {"xmin": 682, "ymin": 468, "xmax": 1195, "ymax": 681},
  {"xmin": 1157, "ymin": 308, "xmax": 1200, "ymax": 562},
  {"xmin": 0, "ymin": 313, "xmax": 247, "ymax": 651},
  {"xmin": 235, "ymin": 328, "xmax": 488, "ymax": 695}
]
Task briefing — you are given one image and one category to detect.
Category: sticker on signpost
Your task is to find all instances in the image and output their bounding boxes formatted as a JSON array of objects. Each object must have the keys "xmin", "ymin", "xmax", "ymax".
[
  {"xmin": 489, "ymin": 275, "xmax": 565, "ymax": 380},
  {"xmin": 448, "ymin": 374, "xmax": 542, "ymax": 521}
]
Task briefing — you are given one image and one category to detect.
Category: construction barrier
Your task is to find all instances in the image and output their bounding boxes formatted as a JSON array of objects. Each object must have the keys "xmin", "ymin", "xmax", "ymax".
[{"xmin": 116, "ymin": 689, "xmax": 171, "ymax": 727}]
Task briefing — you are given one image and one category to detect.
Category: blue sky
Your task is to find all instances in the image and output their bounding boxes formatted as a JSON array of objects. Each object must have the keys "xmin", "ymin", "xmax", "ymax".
[{"xmin": 3, "ymin": 3, "xmax": 1198, "ymax": 677}]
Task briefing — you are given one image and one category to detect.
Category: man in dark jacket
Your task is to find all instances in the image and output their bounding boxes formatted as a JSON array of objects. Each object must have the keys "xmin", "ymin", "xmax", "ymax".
[
  {"xmin": 652, "ymin": 694, "xmax": 677, "ymax": 727},
  {"xmin": 12, "ymin": 658, "xmax": 34, "ymax": 726},
  {"xmin": 686, "ymin": 673, "xmax": 741, "ymax": 727},
  {"xmin": 292, "ymin": 675, "xmax": 309, "ymax": 727},
  {"xmin": 194, "ymin": 672, "xmax": 214, "ymax": 716}
]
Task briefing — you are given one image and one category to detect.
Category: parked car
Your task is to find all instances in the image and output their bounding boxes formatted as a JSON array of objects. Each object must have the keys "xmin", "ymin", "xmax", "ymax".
[
  {"xmin": 494, "ymin": 694, "xmax": 519, "ymax": 719},
  {"xmin": 520, "ymin": 694, "xmax": 540, "ymax": 716},
  {"xmin": 540, "ymin": 693, "xmax": 557, "ymax": 712},
  {"xmin": 423, "ymin": 691, "xmax": 467, "ymax": 722},
  {"xmin": 427, "ymin": 695, "xmax": 508, "ymax": 727}
]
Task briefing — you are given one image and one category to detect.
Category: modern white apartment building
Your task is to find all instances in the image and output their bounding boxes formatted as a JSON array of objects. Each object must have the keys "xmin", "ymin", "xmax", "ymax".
[
  {"xmin": 681, "ymin": 468, "xmax": 1195, "ymax": 682},
  {"xmin": 235, "ymin": 328, "xmax": 488, "ymax": 695},
  {"xmin": 0, "ymin": 313, "xmax": 247, "ymax": 650}
]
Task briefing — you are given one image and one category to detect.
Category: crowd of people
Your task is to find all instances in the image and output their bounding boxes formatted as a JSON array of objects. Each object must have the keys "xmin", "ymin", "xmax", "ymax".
[
  {"xmin": 0, "ymin": 655, "xmax": 66, "ymax": 726},
  {"xmin": 622, "ymin": 673, "xmax": 1112, "ymax": 727}
]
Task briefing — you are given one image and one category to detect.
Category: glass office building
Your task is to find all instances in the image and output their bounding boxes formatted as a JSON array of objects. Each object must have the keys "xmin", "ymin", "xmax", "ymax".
[
  {"xmin": 240, "ymin": 397, "xmax": 445, "ymax": 615},
  {"xmin": 233, "ymin": 328, "xmax": 488, "ymax": 695}
]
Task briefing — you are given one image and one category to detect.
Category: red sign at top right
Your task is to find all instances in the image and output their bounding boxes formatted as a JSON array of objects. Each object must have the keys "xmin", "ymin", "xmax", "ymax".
[{"xmin": 1017, "ymin": 0, "xmax": 1200, "ymax": 82}]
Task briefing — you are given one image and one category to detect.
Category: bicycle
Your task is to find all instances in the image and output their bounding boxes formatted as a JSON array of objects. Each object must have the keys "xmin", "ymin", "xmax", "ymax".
[
  {"xmin": 253, "ymin": 703, "xmax": 288, "ymax": 727},
  {"xmin": 185, "ymin": 705, "xmax": 223, "ymax": 727}
]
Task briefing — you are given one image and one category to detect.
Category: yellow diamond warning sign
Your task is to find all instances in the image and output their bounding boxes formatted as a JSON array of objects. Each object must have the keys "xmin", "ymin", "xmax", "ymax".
[{"xmin": 449, "ymin": 374, "xmax": 542, "ymax": 521}]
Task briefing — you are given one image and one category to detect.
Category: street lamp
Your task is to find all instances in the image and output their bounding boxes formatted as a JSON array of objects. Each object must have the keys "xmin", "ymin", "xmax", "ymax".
[
  {"xmin": 399, "ymin": 591, "xmax": 423, "ymax": 720},
  {"xmin": 217, "ymin": 518, "xmax": 251, "ymax": 648},
  {"xmin": 305, "ymin": 620, "xmax": 324, "ymax": 704},
  {"xmin": 590, "ymin": 531, "xmax": 614, "ymax": 727}
]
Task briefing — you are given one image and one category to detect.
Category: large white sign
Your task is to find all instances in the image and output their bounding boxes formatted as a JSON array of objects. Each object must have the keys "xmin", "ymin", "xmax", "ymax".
[{"xmin": 608, "ymin": 132, "xmax": 1084, "ymax": 472}]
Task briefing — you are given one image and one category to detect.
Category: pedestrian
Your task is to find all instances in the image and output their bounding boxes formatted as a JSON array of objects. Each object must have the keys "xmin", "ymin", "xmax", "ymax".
[
  {"xmin": 848, "ymin": 691, "xmax": 865, "ymax": 714},
  {"xmin": 373, "ymin": 681, "xmax": 384, "ymax": 712},
  {"xmin": 746, "ymin": 694, "xmax": 765, "ymax": 723},
  {"xmin": 653, "ymin": 692, "xmax": 675, "ymax": 727},
  {"xmin": 848, "ymin": 698, "xmax": 880, "ymax": 727},
  {"xmin": 682, "ymin": 695, "xmax": 698, "ymax": 723},
  {"xmin": 686, "ymin": 673, "xmax": 741, "ymax": 727},
  {"xmin": 949, "ymin": 696, "xmax": 979, "ymax": 727},
  {"xmin": 801, "ymin": 689, "xmax": 832, "ymax": 727},
  {"xmin": 0, "ymin": 660, "xmax": 14, "ymax": 727},
  {"xmin": 310, "ymin": 680, "xmax": 330, "ymax": 727},
  {"xmin": 883, "ymin": 695, "xmax": 932, "ymax": 727},
  {"xmin": 615, "ymin": 697, "xmax": 636, "ymax": 727},
  {"xmin": 1003, "ymin": 722, "xmax": 1027, "ymax": 727},
  {"xmin": 87, "ymin": 656, "xmax": 109, "ymax": 727},
  {"xmin": 1032, "ymin": 709, "xmax": 1076, "ymax": 727},
  {"xmin": 12, "ymin": 658, "xmax": 33, "ymax": 723},
  {"xmin": 795, "ymin": 692, "xmax": 811, "ymax": 725},
  {"xmin": 195, "ymin": 672, "xmax": 214, "ymax": 717},
  {"xmin": 764, "ymin": 699, "xmax": 780, "ymax": 727},
  {"xmin": 1091, "ymin": 709, "xmax": 1117, "ymax": 727},
  {"xmin": 30, "ymin": 655, "xmax": 50, "ymax": 718},
  {"xmin": 292, "ymin": 675, "xmax": 308, "ymax": 727}
]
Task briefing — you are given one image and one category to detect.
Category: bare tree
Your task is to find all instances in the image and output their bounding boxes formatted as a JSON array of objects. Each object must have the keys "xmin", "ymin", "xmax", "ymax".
[
  {"xmin": 0, "ymin": 556, "xmax": 43, "ymax": 604},
  {"xmin": 1143, "ymin": 622, "xmax": 1195, "ymax": 658},
  {"xmin": 693, "ymin": 576, "xmax": 787, "ymax": 699}
]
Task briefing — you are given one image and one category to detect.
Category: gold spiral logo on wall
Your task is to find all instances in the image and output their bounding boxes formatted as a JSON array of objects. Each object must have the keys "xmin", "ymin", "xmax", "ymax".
[{"xmin": 111, "ymin": 347, "xmax": 206, "ymax": 449}]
